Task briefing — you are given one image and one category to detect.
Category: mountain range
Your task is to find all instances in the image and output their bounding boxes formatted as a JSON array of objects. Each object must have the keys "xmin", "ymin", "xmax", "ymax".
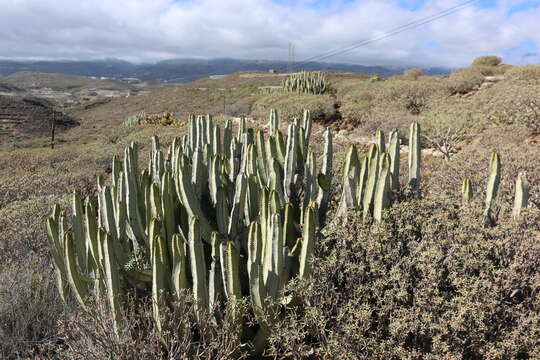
[{"xmin": 0, "ymin": 58, "xmax": 451, "ymax": 83}]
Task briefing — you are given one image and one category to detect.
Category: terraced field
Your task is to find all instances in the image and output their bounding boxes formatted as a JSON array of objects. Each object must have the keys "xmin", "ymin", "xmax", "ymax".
[{"xmin": 0, "ymin": 96, "xmax": 77, "ymax": 149}]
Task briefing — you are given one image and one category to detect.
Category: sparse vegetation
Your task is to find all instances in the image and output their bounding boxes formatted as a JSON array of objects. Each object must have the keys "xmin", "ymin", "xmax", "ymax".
[{"xmin": 2, "ymin": 61, "xmax": 540, "ymax": 358}]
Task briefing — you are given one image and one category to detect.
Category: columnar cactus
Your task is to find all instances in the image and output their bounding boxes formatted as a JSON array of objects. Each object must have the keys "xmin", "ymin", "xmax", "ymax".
[
  {"xmin": 282, "ymin": 71, "xmax": 331, "ymax": 95},
  {"xmin": 461, "ymin": 178, "xmax": 473, "ymax": 204},
  {"xmin": 513, "ymin": 172, "xmax": 529, "ymax": 221},
  {"xmin": 336, "ymin": 127, "xmax": 418, "ymax": 221},
  {"xmin": 408, "ymin": 122, "xmax": 421, "ymax": 195},
  {"xmin": 46, "ymin": 110, "xmax": 331, "ymax": 354},
  {"xmin": 484, "ymin": 152, "xmax": 501, "ymax": 224},
  {"xmin": 388, "ymin": 130, "xmax": 400, "ymax": 192}
]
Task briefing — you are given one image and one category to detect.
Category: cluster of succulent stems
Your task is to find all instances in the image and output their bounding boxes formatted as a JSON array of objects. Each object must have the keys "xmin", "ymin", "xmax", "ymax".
[
  {"xmin": 282, "ymin": 71, "xmax": 331, "ymax": 95},
  {"xmin": 47, "ymin": 109, "xmax": 530, "ymax": 354},
  {"xmin": 47, "ymin": 109, "xmax": 330, "ymax": 354}
]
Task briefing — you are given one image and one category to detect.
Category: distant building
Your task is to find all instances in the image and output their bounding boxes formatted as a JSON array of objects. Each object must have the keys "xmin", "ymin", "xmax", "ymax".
[
  {"xmin": 120, "ymin": 77, "xmax": 141, "ymax": 84},
  {"xmin": 268, "ymin": 69, "xmax": 277, "ymax": 74}
]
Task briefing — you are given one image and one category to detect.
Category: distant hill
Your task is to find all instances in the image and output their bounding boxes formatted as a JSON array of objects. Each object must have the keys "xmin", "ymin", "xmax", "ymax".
[
  {"xmin": 0, "ymin": 79, "xmax": 23, "ymax": 93},
  {"xmin": 4, "ymin": 71, "xmax": 136, "ymax": 91},
  {"xmin": 0, "ymin": 58, "xmax": 451, "ymax": 83},
  {"xmin": 0, "ymin": 59, "xmax": 135, "ymax": 78}
]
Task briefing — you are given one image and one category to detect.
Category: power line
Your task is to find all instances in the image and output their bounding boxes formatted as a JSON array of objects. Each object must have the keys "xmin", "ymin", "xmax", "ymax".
[
  {"xmin": 297, "ymin": 0, "xmax": 478, "ymax": 66},
  {"xmin": 294, "ymin": 0, "xmax": 479, "ymax": 69}
]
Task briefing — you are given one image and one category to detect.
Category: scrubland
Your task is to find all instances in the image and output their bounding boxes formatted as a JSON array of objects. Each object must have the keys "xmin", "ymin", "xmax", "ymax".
[{"xmin": 1, "ymin": 58, "xmax": 540, "ymax": 359}]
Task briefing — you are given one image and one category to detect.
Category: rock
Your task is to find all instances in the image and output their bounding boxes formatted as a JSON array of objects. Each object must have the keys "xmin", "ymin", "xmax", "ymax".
[
  {"xmin": 484, "ymin": 75, "xmax": 505, "ymax": 82},
  {"xmin": 422, "ymin": 148, "xmax": 446, "ymax": 158}
]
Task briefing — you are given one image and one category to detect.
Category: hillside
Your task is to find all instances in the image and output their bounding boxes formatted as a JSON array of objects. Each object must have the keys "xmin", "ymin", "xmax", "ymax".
[
  {"xmin": 0, "ymin": 71, "xmax": 170, "ymax": 108},
  {"xmin": 4, "ymin": 71, "xmax": 137, "ymax": 91},
  {"xmin": 1, "ymin": 62, "xmax": 540, "ymax": 359},
  {"xmin": 0, "ymin": 59, "xmax": 135, "ymax": 78},
  {"xmin": 0, "ymin": 95, "xmax": 77, "ymax": 149}
]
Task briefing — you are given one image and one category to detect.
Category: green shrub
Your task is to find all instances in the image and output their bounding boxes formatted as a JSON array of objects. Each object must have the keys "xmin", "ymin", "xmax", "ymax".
[{"xmin": 369, "ymin": 75, "xmax": 384, "ymax": 82}]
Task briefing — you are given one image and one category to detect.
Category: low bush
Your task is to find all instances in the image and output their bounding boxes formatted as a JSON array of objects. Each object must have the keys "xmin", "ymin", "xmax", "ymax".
[
  {"xmin": 225, "ymin": 102, "xmax": 252, "ymax": 117},
  {"xmin": 472, "ymin": 56, "xmax": 503, "ymax": 67},
  {"xmin": 403, "ymin": 68, "xmax": 423, "ymax": 80},
  {"xmin": 268, "ymin": 197, "xmax": 540, "ymax": 359},
  {"xmin": 419, "ymin": 104, "xmax": 485, "ymax": 159},
  {"xmin": 376, "ymin": 80, "xmax": 441, "ymax": 115},
  {"xmin": 504, "ymin": 65, "xmax": 540, "ymax": 83},
  {"xmin": 445, "ymin": 68, "xmax": 485, "ymax": 94},
  {"xmin": 0, "ymin": 261, "xmax": 65, "ymax": 359},
  {"xmin": 58, "ymin": 293, "xmax": 248, "ymax": 359},
  {"xmin": 480, "ymin": 84, "xmax": 540, "ymax": 133},
  {"xmin": 251, "ymin": 93, "xmax": 336, "ymax": 122}
]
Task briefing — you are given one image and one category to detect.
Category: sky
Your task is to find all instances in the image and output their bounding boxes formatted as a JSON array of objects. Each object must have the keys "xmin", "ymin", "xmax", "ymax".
[{"xmin": 1, "ymin": 0, "xmax": 539, "ymax": 67}]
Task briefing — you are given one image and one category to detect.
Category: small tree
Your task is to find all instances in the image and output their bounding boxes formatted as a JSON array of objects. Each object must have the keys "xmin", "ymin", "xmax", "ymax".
[
  {"xmin": 404, "ymin": 68, "xmax": 423, "ymax": 80},
  {"xmin": 472, "ymin": 56, "xmax": 502, "ymax": 67}
]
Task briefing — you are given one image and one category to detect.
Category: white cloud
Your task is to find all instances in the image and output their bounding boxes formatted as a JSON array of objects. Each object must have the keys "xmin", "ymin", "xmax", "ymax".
[{"xmin": 0, "ymin": 0, "xmax": 538, "ymax": 67}]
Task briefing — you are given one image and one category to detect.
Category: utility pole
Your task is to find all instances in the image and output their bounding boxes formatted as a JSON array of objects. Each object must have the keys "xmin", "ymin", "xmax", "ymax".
[
  {"xmin": 288, "ymin": 42, "xmax": 292, "ymax": 73},
  {"xmin": 223, "ymin": 92, "xmax": 226, "ymax": 114},
  {"xmin": 292, "ymin": 44, "xmax": 295, "ymax": 73},
  {"xmin": 287, "ymin": 43, "xmax": 296, "ymax": 73}
]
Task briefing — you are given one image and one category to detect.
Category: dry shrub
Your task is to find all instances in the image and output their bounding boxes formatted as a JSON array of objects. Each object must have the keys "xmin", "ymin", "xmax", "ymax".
[
  {"xmin": 480, "ymin": 84, "xmax": 540, "ymax": 133},
  {"xmin": 358, "ymin": 108, "xmax": 416, "ymax": 136},
  {"xmin": 338, "ymin": 83, "xmax": 379, "ymax": 124},
  {"xmin": 375, "ymin": 80, "xmax": 441, "ymax": 115},
  {"xmin": 504, "ymin": 65, "xmax": 540, "ymax": 83},
  {"xmin": 403, "ymin": 68, "xmax": 423, "ymax": 80},
  {"xmin": 472, "ymin": 56, "xmax": 502, "ymax": 67},
  {"xmin": 427, "ymin": 142, "xmax": 540, "ymax": 211},
  {"xmin": 419, "ymin": 104, "xmax": 486, "ymax": 160},
  {"xmin": 225, "ymin": 103, "xmax": 252, "ymax": 117},
  {"xmin": 251, "ymin": 92, "xmax": 336, "ymax": 123},
  {"xmin": 0, "ymin": 194, "xmax": 69, "ymax": 262},
  {"xmin": 0, "ymin": 261, "xmax": 65, "ymax": 359},
  {"xmin": 59, "ymin": 292, "xmax": 249, "ymax": 359},
  {"xmin": 446, "ymin": 68, "xmax": 485, "ymax": 95},
  {"xmin": 268, "ymin": 197, "xmax": 540, "ymax": 359}
]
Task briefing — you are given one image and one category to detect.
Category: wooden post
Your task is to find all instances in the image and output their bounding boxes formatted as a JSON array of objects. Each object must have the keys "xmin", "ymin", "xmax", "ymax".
[
  {"xmin": 223, "ymin": 93, "xmax": 226, "ymax": 113},
  {"xmin": 50, "ymin": 108, "xmax": 55, "ymax": 149}
]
